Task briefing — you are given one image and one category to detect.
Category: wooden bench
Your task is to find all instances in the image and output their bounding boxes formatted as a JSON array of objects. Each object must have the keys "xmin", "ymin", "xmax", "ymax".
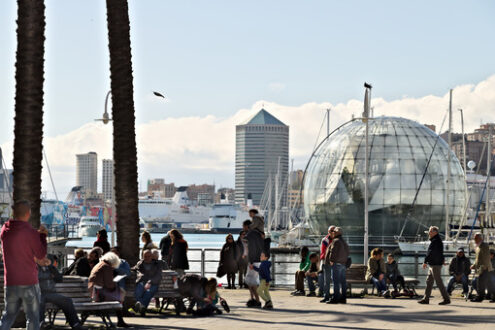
[
  {"xmin": 345, "ymin": 264, "xmax": 419, "ymax": 297},
  {"xmin": 44, "ymin": 276, "xmax": 122, "ymax": 328},
  {"xmin": 125, "ymin": 270, "xmax": 182, "ymax": 315}
]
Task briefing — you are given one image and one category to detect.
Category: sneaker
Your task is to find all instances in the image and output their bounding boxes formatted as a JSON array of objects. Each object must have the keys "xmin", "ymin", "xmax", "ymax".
[
  {"xmin": 262, "ymin": 301, "xmax": 273, "ymax": 309},
  {"xmin": 320, "ymin": 298, "xmax": 329, "ymax": 303},
  {"xmin": 327, "ymin": 298, "xmax": 339, "ymax": 304},
  {"xmin": 253, "ymin": 300, "xmax": 262, "ymax": 308},
  {"xmin": 246, "ymin": 299, "xmax": 256, "ymax": 307},
  {"xmin": 383, "ymin": 290, "xmax": 391, "ymax": 298},
  {"xmin": 292, "ymin": 290, "xmax": 305, "ymax": 296},
  {"xmin": 438, "ymin": 300, "xmax": 451, "ymax": 305},
  {"xmin": 417, "ymin": 299, "xmax": 429, "ymax": 305},
  {"xmin": 306, "ymin": 291, "xmax": 316, "ymax": 297},
  {"xmin": 471, "ymin": 296, "xmax": 484, "ymax": 302}
]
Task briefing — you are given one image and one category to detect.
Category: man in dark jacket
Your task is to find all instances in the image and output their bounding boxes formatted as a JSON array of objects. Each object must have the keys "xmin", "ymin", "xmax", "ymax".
[
  {"xmin": 0, "ymin": 200, "xmax": 47, "ymax": 330},
  {"xmin": 418, "ymin": 226, "xmax": 450, "ymax": 305},
  {"xmin": 447, "ymin": 248, "xmax": 471, "ymax": 295},
  {"xmin": 132, "ymin": 250, "xmax": 163, "ymax": 315},
  {"xmin": 37, "ymin": 256, "xmax": 86, "ymax": 330},
  {"xmin": 327, "ymin": 227, "xmax": 349, "ymax": 304}
]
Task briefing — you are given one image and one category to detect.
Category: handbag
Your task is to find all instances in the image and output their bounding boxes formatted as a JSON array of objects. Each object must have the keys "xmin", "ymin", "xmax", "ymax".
[{"xmin": 216, "ymin": 263, "xmax": 226, "ymax": 278}]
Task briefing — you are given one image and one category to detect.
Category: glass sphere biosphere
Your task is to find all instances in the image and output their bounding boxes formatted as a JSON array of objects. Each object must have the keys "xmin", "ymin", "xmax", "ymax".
[{"xmin": 303, "ymin": 117, "xmax": 467, "ymax": 238}]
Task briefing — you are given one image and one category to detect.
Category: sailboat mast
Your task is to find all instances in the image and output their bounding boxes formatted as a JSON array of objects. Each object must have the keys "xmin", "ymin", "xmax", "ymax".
[
  {"xmin": 486, "ymin": 125, "xmax": 492, "ymax": 237},
  {"xmin": 326, "ymin": 108, "xmax": 331, "ymax": 136},
  {"xmin": 446, "ymin": 89, "xmax": 453, "ymax": 241}
]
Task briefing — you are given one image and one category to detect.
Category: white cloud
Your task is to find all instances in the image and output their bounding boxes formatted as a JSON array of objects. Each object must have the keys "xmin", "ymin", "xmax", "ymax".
[{"xmin": 2, "ymin": 75, "xmax": 495, "ymax": 198}]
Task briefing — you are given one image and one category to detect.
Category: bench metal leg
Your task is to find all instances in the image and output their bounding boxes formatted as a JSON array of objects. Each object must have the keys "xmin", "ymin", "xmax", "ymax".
[{"xmin": 80, "ymin": 312, "xmax": 89, "ymax": 326}]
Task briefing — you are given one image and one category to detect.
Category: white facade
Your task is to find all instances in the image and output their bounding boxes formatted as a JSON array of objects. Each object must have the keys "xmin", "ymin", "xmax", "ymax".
[
  {"xmin": 76, "ymin": 152, "xmax": 98, "ymax": 197},
  {"xmin": 102, "ymin": 159, "xmax": 114, "ymax": 201}
]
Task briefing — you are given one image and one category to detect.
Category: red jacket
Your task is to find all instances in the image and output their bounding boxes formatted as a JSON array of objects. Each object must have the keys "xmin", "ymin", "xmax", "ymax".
[
  {"xmin": 320, "ymin": 234, "xmax": 332, "ymax": 260},
  {"xmin": 1, "ymin": 220, "xmax": 47, "ymax": 286}
]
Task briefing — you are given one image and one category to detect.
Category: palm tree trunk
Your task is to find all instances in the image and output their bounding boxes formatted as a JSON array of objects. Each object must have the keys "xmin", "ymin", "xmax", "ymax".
[
  {"xmin": 12, "ymin": 0, "xmax": 46, "ymax": 229},
  {"xmin": 106, "ymin": 0, "xmax": 140, "ymax": 265}
]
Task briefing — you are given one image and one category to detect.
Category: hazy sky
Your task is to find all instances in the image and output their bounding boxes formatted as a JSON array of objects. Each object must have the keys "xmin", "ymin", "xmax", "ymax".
[{"xmin": 1, "ymin": 1, "xmax": 495, "ymax": 198}]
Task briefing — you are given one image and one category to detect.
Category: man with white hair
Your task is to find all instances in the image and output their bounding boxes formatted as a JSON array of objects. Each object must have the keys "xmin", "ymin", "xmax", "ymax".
[
  {"xmin": 418, "ymin": 226, "xmax": 450, "ymax": 305},
  {"xmin": 470, "ymin": 233, "xmax": 494, "ymax": 302},
  {"xmin": 320, "ymin": 225, "xmax": 335, "ymax": 302}
]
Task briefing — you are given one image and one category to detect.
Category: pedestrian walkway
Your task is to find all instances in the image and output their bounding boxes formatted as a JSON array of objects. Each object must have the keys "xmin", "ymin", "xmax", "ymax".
[{"xmin": 52, "ymin": 288, "xmax": 495, "ymax": 329}]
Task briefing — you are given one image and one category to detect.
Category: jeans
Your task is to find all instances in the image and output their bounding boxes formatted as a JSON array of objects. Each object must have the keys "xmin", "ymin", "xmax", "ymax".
[
  {"xmin": 320, "ymin": 264, "xmax": 332, "ymax": 299},
  {"xmin": 447, "ymin": 274, "xmax": 469, "ymax": 294},
  {"xmin": 135, "ymin": 282, "xmax": 159, "ymax": 308},
  {"xmin": 40, "ymin": 292, "xmax": 80, "ymax": 327},
  {"xmin": 371, "ymin": 276, "xmax": 387, "ymax": 293},
  {"xmin": 257, "ymin": 279, "xmax": 271, "ymax": 302},
  {"xmin": 0, "ymin": 284, "xmax": 41, "ymax": 330},
  {"xmin": 306, "ymin": 275, "xmax": 318, "ymax": 293},
  {"xmin": 332, "ymin": 263, "xmax": 347, "ymax": 301}
]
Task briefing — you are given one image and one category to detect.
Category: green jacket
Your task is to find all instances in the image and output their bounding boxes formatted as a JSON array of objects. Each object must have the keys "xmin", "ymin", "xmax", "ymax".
[
  {"xmin": 299, "ymin": 254, "xmax": 311, "ymax": 272},
  {"xmin": 366, "ymin": 257, "xmax": 386, "ymax": 282},
  {"xmin": 474, "ymin": 242, "xmax": 493, "ymax": 275}
]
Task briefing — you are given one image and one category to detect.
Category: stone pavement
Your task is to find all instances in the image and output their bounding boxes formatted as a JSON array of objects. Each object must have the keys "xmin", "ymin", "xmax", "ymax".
[{"xmin": 53, "ymin": 288, "xmax": 495, "ymax": 329}]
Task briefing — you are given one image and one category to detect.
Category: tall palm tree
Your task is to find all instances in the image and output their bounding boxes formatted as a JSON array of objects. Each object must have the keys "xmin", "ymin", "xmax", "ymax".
[
  {"xmin": 12, "ymin": 0, "xmax": 46, "ymax": 229},
  {"xmin": 106, "ymin": 0, "xmax": 140, "ymax": 265}
]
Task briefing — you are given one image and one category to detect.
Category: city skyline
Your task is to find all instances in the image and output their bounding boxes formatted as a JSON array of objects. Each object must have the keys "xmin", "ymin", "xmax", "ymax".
[{"xmin": 1, "ymin": 1, "xmax": 495, "ymax": 198}]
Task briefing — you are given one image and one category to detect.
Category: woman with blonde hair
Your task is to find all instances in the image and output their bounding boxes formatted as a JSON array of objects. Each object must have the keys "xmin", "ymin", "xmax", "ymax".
[{"xmin": 88, "ymin": 252, "xmax": 129, "ymax": 327}]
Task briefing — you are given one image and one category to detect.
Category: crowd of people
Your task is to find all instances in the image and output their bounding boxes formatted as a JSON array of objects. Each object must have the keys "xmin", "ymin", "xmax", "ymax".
[
  {"xmin": 291, "ymin": 225, "xmax": 495, "ymax": 305},
  {"xmin": 1, "ymin": 200, "xmax": 495, "ymax": 329}
]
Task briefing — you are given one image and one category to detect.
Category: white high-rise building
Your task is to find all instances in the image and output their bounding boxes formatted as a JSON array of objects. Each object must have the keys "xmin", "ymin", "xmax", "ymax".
[
  {"xmin": 102, "ymin": 159, "xmax": 114, "ymax": 201},
  {"xmin": 76, "ymin": 152, "xmax": 98, "ymax": 197}
]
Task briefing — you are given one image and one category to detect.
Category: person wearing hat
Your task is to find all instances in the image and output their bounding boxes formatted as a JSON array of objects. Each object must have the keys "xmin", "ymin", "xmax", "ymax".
[
  {"xmin": 418, "ymin": 226, "xmax": 450, "ymax": 305},
  {"xmin": 447, "ymin": 247, "xmax": 471, "ymax": 296},
  {"xmin": 320, "ymin": 225, "xmax": 335, "ymax": 302}
]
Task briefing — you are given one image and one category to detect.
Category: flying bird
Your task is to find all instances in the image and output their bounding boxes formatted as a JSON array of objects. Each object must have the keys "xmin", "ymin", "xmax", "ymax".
[{"xmin": 153, "ymin": 91, "xmax": 165, "ymax": 98}]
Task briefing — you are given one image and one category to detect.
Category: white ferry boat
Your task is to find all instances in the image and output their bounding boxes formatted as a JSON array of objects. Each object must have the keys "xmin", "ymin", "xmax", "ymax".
[
  {"xmin": 78, "ymin": 216, "xmax": 103, "ymax": 238},
  {"xmin": 139, "ymin": 187, "xmax": 211, "ymax": 226},
  {"xmin": 208, "ymin": 203, "xmax": 250, "ymax": 233}
]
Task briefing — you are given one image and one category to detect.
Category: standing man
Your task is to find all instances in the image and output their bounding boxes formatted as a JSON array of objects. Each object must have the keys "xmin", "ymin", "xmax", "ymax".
[
  {"xmin": 418, "ymin": 226, "xmax": 450, "ymax": 305},
  {"xmin": 0, "ymin": 200, "xmax": 48, "ymax": 330},
  {"xmin": 470, "ymin": 233, "xmax": 494, "ymax": 302},
  {"xmin": 327, "ymin": 227, "xmax": 349, "ymax": 304},
  {"xmin": 320, "ymin": 225, "xmax": 335, "ymax": 302}
]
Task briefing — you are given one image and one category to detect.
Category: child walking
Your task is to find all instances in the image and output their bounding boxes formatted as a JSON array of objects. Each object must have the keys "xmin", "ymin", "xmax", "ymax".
[{"xmin": 253, "ymin": 252, "xmax": 273, "ymax": 309}]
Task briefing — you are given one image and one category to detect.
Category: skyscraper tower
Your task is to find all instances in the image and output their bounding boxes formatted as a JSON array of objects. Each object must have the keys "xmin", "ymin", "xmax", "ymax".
[
  {"xmin": 102, "ymin": 159, "xmax": 114, "ymax": 201},
  {"xmin": 76, "ymin": 152, "xmax": 98, "ymax": 197},
  {"xmin": 235, "ymin": 109, "xmax": 289, "ymax": 208}
]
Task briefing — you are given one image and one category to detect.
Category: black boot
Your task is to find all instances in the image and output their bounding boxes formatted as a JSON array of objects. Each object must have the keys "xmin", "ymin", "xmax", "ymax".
[{"xmin": 116, "ymin": 310, "xmax": 130, "ymax": 328}]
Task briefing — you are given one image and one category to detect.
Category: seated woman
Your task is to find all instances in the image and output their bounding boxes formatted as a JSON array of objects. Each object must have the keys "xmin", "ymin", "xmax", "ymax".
[
  {"xmin": 88, "ymin": 252, "xmax": 129, "ymax": 328},
  {"xmin": 291, "ymin": 246, "xmax": 310, "ymax": 296},
  {"xmin": 366, "ymin": 248, "xmax": 388, "ymax": 297},
  {"xmin": 132, "ymin": 250, "xmax": 163, "ymax": 316},
  {"xmin": 194, "ymin": 278, "xmax": 226, "ymax": 317},
  {"xmin": 37, "ymin": 256, "xmax": 86, "ymax": 330},
  {"xmin": 386, "ymin": 254, "xmax": 406, "ymax": 293}
]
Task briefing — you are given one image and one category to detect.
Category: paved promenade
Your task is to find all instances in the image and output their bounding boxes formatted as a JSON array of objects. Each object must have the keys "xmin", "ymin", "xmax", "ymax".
[{"xmin": 53, "ymin": 288, "xmax": 494, "ymax": 329}]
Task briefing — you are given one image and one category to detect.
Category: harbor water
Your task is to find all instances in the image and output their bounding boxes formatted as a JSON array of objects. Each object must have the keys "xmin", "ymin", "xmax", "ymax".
[{"xmin": 64, "ymin": 233, "xmax": 458, "ymax": 287}]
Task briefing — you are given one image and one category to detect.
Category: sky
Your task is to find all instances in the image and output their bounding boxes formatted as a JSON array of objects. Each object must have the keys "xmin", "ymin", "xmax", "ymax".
[{"xmin": 1, "ymin": 0, "xmax": 495, "ymax": 198}]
